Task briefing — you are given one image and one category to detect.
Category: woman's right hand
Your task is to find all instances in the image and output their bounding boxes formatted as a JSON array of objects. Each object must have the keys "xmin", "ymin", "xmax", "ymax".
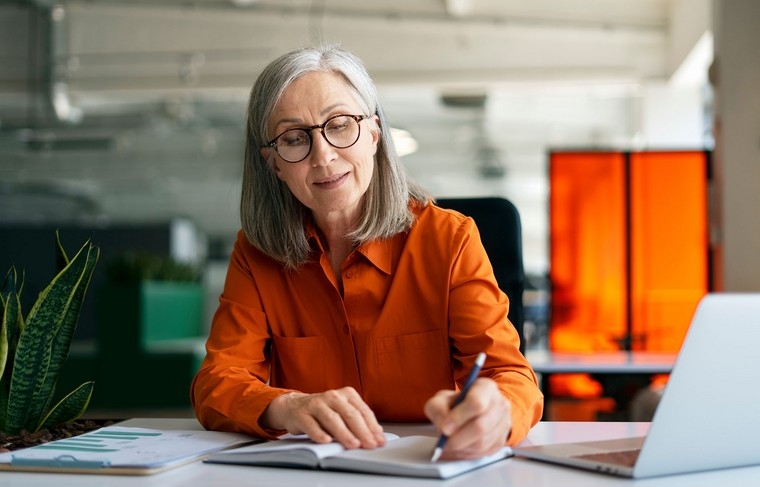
[{"xmin": 260, "ymin": 387, "xmax": 387, "ymax": 449}]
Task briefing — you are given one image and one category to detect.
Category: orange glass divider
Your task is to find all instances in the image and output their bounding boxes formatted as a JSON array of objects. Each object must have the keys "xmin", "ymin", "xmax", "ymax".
[
  {"xmin": 549, "ymin": 152, "xmax": 628, "ymax": 397},
  {"xmin": 629, "ymin": 151, "xmax": 709, "ymax": 353},
  {"xmin": 548, "ymin": 150, "xmax": 709, "ymax": 398}
]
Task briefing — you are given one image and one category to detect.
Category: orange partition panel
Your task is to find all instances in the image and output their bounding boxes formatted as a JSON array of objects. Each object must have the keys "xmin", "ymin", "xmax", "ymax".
[
  {"xmin": 549, "ymin": 150, "xmax": 709, "ymax": 398},
  {"xmin": 629, "ymin": 151, "xmax": 708, "ymax": 352},
  {"xmin": 549, "ymin": 152, "xmax": 628, "ymax": 397}
]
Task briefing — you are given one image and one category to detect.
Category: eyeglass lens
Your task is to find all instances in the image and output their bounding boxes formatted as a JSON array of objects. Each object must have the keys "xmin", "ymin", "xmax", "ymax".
[{"xmin": 273, "ymin": 115, "xmax": 362, "ymax": 163}]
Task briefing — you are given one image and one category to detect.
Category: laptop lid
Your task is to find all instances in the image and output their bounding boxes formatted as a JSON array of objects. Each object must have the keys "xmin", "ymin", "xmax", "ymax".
[{"xmin": 515, "ymin": 293, "xmax": 760, "ymax": 478}]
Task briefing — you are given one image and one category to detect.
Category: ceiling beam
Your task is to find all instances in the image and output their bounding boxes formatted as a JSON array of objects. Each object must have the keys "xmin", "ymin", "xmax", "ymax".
[{"xmin": 54, "ymin": 2, "xmax": 667, "ymax": 97}]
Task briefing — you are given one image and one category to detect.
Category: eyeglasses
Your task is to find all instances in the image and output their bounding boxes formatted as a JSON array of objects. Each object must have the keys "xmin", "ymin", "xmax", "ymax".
[{"xmin": 264, "ymin": 114, "xmax": 370, "ymax": 163}]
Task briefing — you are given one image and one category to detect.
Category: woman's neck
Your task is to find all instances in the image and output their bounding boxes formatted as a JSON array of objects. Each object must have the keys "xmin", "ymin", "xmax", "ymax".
[{"xmin": 314, "ymin": 211, "xmax": 358, "ymax": 283}]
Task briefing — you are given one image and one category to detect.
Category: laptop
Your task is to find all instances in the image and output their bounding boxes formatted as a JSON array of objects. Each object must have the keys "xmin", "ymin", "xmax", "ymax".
[{"xmin": 514, "ymin": 293, "xmax": 760, "ymax": 478}]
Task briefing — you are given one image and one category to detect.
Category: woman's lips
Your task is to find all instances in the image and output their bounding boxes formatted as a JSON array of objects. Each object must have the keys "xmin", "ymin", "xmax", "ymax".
[{"xmin": 314, "ymin": 172, "xmax": 349, "ymax": 189}]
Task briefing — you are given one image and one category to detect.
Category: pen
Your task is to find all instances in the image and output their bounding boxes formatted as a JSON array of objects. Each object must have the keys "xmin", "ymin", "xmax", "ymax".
[{"xmin": 430, "ymin": 352, "xmax": 487, "ymax": 462}]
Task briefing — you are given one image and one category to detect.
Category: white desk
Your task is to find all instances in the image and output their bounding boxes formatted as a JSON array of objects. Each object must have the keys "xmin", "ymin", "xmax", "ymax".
[
  {"xmin": 2, "ymin": 418, "xmax": 759, "ymax": 486},
  {"xmin": 526, "ymin": 350, "xmax": 677, "ymax": 418}
]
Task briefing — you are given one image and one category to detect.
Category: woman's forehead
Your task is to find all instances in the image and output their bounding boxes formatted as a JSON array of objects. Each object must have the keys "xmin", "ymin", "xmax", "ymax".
[{"xmin": 271, "ymin": 71, "xmax": 363, "ymax": 123}]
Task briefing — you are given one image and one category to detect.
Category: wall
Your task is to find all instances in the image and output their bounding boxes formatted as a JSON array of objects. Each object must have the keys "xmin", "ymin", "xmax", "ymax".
[{"xmin": 713, "ymin": 0, "xmax": 760, "ymax": 291}]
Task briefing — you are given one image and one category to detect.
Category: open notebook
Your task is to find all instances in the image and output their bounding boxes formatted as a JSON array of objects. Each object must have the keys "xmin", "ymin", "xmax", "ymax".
[
  {"xmin": 514, "ymin": 293, "xmax": 760, "ymax": 478},
  {"xmin": 205, "ymin": 433, "xmax": 511, "ymax": 479}
]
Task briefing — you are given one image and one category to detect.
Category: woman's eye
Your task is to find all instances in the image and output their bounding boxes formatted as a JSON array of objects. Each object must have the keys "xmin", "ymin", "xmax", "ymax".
[
  {"xmin": 280, "ymin": 131, "xmax": 309, "ymax": 146},
  {"xmin": 326, "ymin": 119, "xmax": 350, "ymax": 133}
]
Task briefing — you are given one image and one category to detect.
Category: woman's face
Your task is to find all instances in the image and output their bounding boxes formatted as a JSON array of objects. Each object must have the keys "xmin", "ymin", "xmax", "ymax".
[{"xmin": 263, "ymin": 71, "xmax": 379, "ymax": 226}]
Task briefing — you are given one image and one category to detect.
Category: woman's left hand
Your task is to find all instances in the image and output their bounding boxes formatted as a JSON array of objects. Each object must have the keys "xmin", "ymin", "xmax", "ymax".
[{"xmin": 424, "ymin": 377, "xmax": 512, "ymax": 460}]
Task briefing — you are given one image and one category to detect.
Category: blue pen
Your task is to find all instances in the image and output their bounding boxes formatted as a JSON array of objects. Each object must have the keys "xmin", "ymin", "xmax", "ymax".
[{"xmin": 430, "ymin": 352, "xmax": 487, "ymax": 462}]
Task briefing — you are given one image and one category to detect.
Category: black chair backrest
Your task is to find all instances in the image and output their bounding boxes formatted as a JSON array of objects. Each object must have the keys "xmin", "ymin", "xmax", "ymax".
[{"xmin": 436, "ymin": 197, "xmax": 526, "ymax": 354}]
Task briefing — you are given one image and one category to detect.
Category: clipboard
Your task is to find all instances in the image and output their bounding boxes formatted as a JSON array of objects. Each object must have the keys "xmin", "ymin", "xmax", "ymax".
[
  {"xmin": 3, "ymin": 454, "xmax": 205, "ymax": 475},
  {"xmin": 0, "ymin": 426, "xmax": 257, "ymax": 475}
]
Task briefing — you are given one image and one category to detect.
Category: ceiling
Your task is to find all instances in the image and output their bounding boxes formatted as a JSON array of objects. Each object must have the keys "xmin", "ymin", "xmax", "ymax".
[{"xmin": 0, "ymin": 0, "xmax": 710, "ymax": 272}]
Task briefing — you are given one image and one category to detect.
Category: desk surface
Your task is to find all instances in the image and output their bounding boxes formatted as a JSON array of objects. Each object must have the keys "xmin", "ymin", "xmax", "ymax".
[
  {"xmin": 526, "ymin": 349, "xmax": 677, "ymax": 374},
  {"xmin": 2, "ymin": 418, "xmax": 758, "ymax": 486}
]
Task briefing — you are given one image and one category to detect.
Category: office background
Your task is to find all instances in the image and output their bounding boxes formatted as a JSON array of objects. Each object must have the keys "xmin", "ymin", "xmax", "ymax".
[{"xmin": 0, "ymin": 1, "xmax": 757, "ymax": 411}]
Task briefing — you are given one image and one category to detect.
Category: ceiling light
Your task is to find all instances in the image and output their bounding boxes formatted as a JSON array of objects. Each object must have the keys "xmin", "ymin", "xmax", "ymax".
[{"xmin": 444, "ymin": 0, "xmax": 473, "ymax": 17}]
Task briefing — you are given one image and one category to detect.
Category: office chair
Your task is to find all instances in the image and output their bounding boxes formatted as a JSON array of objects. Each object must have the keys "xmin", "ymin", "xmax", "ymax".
[{"xmin": 435, "ymin": 197, "xmax": 526, "ymax": 355}]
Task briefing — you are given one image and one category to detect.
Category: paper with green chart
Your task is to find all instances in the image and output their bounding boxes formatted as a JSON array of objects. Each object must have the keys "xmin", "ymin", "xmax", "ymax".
[{"xmin": 0, "ymin": 426, "xmax": 256, "ymax": 475}]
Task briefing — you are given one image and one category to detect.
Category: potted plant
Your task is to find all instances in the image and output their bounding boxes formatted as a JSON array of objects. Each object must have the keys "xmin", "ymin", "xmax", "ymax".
[{"xmin": 0, "ymin": 232, "xmax": 103, "ymax": 451}]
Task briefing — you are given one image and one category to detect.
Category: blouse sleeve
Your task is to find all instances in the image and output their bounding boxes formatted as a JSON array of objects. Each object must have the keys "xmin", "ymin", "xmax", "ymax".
[
  {"xmin": 190, "ymin": 232, "xmax": 294, "ymax": 439},
  {"xmin": 447, "ymin": 217, "xmax": 544, "ymax": 445}
]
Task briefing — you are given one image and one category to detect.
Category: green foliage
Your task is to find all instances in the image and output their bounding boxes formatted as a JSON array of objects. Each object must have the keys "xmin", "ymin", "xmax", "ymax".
[
  {"xmin": 105, "ymin": 252, "xmax": 200, "ymax": 284},
  {"xmin": 0, "ymin": 232, "xmax": 98, "ymax": 435}
]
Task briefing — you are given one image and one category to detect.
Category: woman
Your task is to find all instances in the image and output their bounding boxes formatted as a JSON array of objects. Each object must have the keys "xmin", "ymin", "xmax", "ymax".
[{"xmin": 191, "ymin": 45, "xmax": 543, "ymax": 460}]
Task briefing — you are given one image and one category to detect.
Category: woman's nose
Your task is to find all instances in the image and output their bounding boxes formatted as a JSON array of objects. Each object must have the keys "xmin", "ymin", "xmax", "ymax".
[{"xmin": 308, "ymin": 130, "xmax": 337, "ymax": 165}]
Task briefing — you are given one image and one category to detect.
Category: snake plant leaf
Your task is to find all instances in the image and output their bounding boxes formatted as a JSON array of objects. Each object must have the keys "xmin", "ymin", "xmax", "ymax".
[
  {"xmin": 5, "ymin": 239, "xmax": 97, "ymax": 433},
  {"xmin": 0, "ymin": 289, "xmax": 19, "ymax": 384},
  {"xmin": 29, "ymin": 241, "xmax": 97, "ymax": 432},
  {"xmin": 1, "ymin": 269, "xmax": 23, "ymax": 383},
  {"xmin": 54, "ymin": 230, "xmax": 71, "ymax": 273},
  {"xmin": 0, "ymin": 288, "xmax": 9, "ymax": 381},
  {"xmin": 38, "ymin": 380, "xmax": 94, "ymax": 432},
  {"xmin": 0, "ymin": 290, "xmax": 21, "ymax": 433},
  {"xmin": 0, "ymin": 294, "xmax": 6, "ymax": 382},
  {"xmin": 40, "ymin": 243, "xmax": 99, "ymax": 424},
  {"xmin": 0, "ymin": 272, "xmax": 24, "ymax": 434},
  {"xmin": 1, "ymin": 267, "xmax": 16, "ymax": 295},
  {"xmin": 0, "ymin": 315, "xmax": 6, "ymax": 433}
]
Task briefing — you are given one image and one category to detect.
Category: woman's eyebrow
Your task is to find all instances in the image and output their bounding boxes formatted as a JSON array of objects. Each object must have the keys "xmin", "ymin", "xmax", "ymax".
[
  {"xmin": 273, "ymin": 103, "xmax": 352, "ymax": 129},
  {"xmin": 273, "ymin": 116, "xmax": 304, "ymax": 128},
  {"xmin": 320, "ymin": 103, "xmax": 349, "ymax": 116}
]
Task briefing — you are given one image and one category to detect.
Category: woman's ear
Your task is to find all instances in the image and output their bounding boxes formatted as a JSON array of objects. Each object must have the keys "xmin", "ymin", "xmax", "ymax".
[{"xmin": 369, "ymin": 115, "xmax": 380, "ymax": 154}]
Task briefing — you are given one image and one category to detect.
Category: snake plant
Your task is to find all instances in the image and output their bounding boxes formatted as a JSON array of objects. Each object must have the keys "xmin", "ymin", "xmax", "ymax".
[{"xmin": 0, "ymin": 232, "xmax": 99, "ymax": 435}]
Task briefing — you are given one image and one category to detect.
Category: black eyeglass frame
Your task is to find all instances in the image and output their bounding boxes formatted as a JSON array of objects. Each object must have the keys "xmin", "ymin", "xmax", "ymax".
[{"xmin": 263, "ymin": 114, "xmax": 371, "ymax": 163}]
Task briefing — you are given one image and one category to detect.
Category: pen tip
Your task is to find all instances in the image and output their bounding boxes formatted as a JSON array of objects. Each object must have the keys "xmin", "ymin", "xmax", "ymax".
[{"xmin": 430, "ymin": 447, "xmax": 442, "ymax": 463}]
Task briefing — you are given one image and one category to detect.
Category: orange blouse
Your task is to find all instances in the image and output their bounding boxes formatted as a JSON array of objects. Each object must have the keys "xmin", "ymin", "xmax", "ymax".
[{"xmin": 191, "ymin": 203, "xmax": 543, "ymax": 445}]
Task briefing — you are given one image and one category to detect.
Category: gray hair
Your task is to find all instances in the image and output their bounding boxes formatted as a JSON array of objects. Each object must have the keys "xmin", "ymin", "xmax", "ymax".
[{"xmin": 240, "ymin": 44, "xmax": 430, "ymax": 268}]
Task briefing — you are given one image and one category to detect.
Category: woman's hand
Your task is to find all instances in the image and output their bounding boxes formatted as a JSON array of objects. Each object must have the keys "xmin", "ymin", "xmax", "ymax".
[
  {"xmin": 424, "ymin": 378, "xmax": 512, "ymax": 460},
  {"xmin": 261, "ymin": 387, "xmax": 387, "ymax": 449}
]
